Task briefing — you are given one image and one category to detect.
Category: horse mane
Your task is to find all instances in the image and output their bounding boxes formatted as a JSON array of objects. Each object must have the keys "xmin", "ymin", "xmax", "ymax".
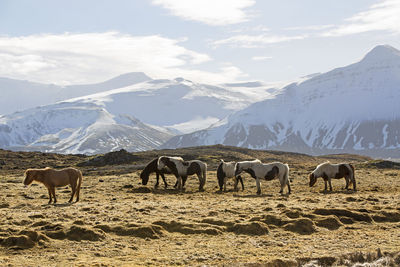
[
  {"xmin": 141, "ymin": 158, "xmax": 158, "ymax": 177},
  {"xmin": 316, "ymin": 161, "xmax": 331, "ymax": 169}
]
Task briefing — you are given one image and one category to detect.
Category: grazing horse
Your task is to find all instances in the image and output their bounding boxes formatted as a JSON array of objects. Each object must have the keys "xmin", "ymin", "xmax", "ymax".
[
  {"xmin": 23, "ymin": 167, "xmax": 82, "ymax": 204},
  {"xmin": 309, "ymin": 162, "xmax": 356, "ymax": 192},
  {"xmin": 157, "ymin": 156, "xmax": 207, "ymax": 191},
  {"xmin": 235, "ymin": 160, "xmax": 290, "ymax": 195},
  {"xmin": 140, "ymin": 158, "xmax": 173, "ymax": 188},
  {"xmin": 217, "ymin": 159, "xmax": 244, "ymax": 192}
]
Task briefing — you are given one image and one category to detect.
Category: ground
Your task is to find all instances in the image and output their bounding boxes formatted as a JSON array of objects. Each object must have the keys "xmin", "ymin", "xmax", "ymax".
[{"xmin": 0, "ymin": 146, "xmax": 399, "ymax": 266}]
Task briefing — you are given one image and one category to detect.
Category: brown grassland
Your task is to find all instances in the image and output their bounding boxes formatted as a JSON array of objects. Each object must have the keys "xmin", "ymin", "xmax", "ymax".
[{"xmin": 0, "ymin": 145, "xmax": 399, "ymax": 266}]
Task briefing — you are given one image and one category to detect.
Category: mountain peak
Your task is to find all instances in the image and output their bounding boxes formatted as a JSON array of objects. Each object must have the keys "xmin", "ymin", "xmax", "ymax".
[{"xmin": 361, "ymin": 44, "xmax": 400, "ymax": 63}]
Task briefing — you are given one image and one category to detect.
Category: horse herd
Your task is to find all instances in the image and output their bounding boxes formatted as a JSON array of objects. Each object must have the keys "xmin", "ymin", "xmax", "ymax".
[{"xmin": 23, "ymin": 155, "xmax": 357, "ymax": 204}]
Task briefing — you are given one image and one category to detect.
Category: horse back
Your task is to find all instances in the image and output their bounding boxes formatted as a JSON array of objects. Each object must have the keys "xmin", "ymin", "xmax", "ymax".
[
  {"xmin": 186, "ymin": 161, "xmax": 203, "ymax": 175},
  {"xmin": 335, "ymin": 164, "xmax": 352, "ymax": 179}
]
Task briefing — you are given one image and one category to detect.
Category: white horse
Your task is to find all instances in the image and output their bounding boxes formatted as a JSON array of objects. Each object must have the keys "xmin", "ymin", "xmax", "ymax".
[
  {"xmin": 217, "ymin": 160, "xmax": 244, "ymax": 192},
  {"xmin": 157, "ymin": 156, "xmax": 207, "ymax": 191},
  {"xmin": 309, "ymin": 162, "xmax": 356, "ymax": 191},
  {"xmin": 235, "ymin": 160, "xmax": 290, "ymax": 195}
]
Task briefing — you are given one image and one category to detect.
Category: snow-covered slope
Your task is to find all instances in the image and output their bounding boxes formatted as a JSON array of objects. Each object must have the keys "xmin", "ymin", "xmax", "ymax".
[
  {"xmin": 162, "ymin": 45, "xmax": 400, "ymax": 158},
  {"xmin": 0, "ymin": 72, "xmax": 151, "ymax": 115},
  {"xmin": 0, "ymin": 73, "xmax": 272, "ymax": 154},
  {"xmin": 66, "ymin": 77, "xmax": 273, "ymax": 133},
  {"xmin": 0, "ymin": 101, "xmax": 172, "ymax": 155}
]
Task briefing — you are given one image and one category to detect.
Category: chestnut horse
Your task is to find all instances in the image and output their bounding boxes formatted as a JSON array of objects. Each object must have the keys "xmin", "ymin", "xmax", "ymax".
[{"xmin": 23, "ymin": 167, "xmax": 82, "ymax": 204}]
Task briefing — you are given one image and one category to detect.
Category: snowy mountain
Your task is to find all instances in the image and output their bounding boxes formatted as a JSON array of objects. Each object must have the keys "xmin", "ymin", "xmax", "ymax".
[
  {"xmin": 0, "ymin": 73, "xmax": 272, "ymax": 154},
  {"xmin": 0, "ymin": 72, "xmax": 151, "ymax": 115},
  {"xmin": 162, "ymin": 45, "xmax": 400, "ymax": 158},
  {"xmin": 65, "ymin": 77, "xmax": 273, "ymax": 133},
  {"xmin": 0, "ymin": 101, "xmax": 172, "ymax": 155}
]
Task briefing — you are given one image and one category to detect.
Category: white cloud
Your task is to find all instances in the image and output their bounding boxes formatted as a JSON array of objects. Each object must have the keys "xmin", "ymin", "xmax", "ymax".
[
  {"xmin": 0, "ymin": 32, "xmax": 247, "ymax": 85},
  {"xmin": 151, "ymin": 0, "xmax": 255, "ymax": 26},
  {"xmin": 212, "ymin": 33, "xmax": 307, "ymax": 48},
  {"xmin": 252, "ymin": 56, "xmax": 272, "ymax": 61},
  {"xmin": 323, "ymin": 0, "xmax": 400, "ymax": 37},
  {"xmin": 285, "ymin": 24, "xmax": 334, "ymax": 31}
]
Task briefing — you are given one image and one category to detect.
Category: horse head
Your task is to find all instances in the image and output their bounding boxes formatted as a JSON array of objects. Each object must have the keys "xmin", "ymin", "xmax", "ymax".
[
  {"xmin": 140, "ymin": 170, "xmax": 149, "ymax": 185},
  {"xmin": 23, "ymin": 169, "xmax": 37, "ymax": 186},
  {"xmin": 309, "ymin": 172, "xmax": 317, "ymax": 187}
]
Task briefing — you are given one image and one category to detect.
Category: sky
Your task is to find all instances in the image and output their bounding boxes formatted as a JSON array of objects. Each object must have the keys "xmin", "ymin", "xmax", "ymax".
[{"xmin": 0, "ymin": 0, "xmax": 400, "ymax": 86}]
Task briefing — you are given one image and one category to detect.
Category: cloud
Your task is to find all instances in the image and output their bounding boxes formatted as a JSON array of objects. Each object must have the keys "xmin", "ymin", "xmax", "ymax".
[
  {"xmin": 323, "ymin": 0, "xmax": 400, "ymax": 37},
  {"xmin": 212, "ymin": 33, "xmax": 307, "ymax": 48},
  {"xmin": 0, "ymin": 32, "xmax": 247, "ymax": 85},
  {"xmin": 151, "ymin": 0, "xmax": 255, "ymax": 26},
  {"xmin": 252, "ymin": 56, "xmax": 272, "ymax": 61},
  {"xmin": 285, "ymin": 24, "xmax": 334, "ymax": 31}
]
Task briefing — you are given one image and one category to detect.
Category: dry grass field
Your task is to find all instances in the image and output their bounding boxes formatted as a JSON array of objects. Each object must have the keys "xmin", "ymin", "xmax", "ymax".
[{"xmin": 0, "ymin": 145, "xmax": 399, "ymax": 266}]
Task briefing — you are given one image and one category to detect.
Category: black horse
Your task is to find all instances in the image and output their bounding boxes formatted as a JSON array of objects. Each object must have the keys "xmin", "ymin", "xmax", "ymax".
[{"xmin": 140, "ymin": 158, "xmax": 186, "ymax": 188}]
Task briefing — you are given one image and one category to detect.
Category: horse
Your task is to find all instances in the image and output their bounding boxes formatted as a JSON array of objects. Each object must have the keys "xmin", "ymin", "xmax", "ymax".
[
  {"xmin": 157, "ymin": 156, "xmax": 207, "ymax": 191},
  {"xmin": 217, "ymin": 159, "xmax": 244, "ymax": 192},
  {"xmin": 309, "ymin": 162, "xmax": 356, "ymax": 192},
  {"xmin": 23, "ymin": 167, "xmax": 83, "ymax": 204},
  {"xmin": 235, "ymin": 160, "xmax": 290, "ymax": 195},
  {"xmin": 140, "ymin": 158, "xmax": 173, "ymax": 188}
]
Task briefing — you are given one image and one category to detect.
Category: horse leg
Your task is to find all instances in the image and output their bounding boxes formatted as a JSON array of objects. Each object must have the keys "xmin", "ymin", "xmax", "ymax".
[
  {"xmin": 223, "ymin": 177, "xmax": 227, "ymax": 192},
  {"xmin": 47, "ymin": 187, "xmax": 52, "ymax": 204},
  {"xmin": 324, "ymin": 180, "xmax": 328, "ymax": 191},
  {"xmin": 352, "ymin": 174, "xmax": 357, "ymax": 192},
  {"xmin": 69, "ymin": 182, "xmax": 76, "ymax": 203},
  {"xmin": 182, "ymin": 176, "xmax": 188, "ymax": 188},
  {"xmin": 238, "ymin": 176, "xmax": 245, "ymax": 191},
  {"xmin": 51, "ymin": 186, "xmax": 57, "ymax": 204},
  {"xmin": 154, "ymin": 173, "xmax": 160, "ymax": 189},
  {"xmin": 233, "ymin": 176, "xmax": 239, "ymax": 192},
  {"xmin": 198, "ymin": 173, "xmax": 205, "ymax": 191},
  {"xmin": 279, "ymin": 177, "xmax": 285, "ymax": 194},
  {"xmin": 344, "ymin": 176, "xmax": 349, "ymax": 190},
  {"xmin": 256, "ymin": 178, "xmax": 261, "ymax": 195},
  {"xmin": 160, "ymin": 173, "xmax": 168, "ymax": 188},
  {"xmin": 328, "ymin": 179, "xmax": 333, "ymax": 191},
  {"xmin": 287, "ymin": 181, "xmax": 291, "ymax": 194}
]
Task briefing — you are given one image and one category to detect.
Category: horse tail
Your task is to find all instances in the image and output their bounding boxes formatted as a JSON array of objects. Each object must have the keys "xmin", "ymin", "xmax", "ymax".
[
  {"xmin": 284, "ymin": 163, "xmax": 291, "ymax": 193},
  {"xmin": 217, "ymin": 161, "xmax": 224, "ymax": 190},
  {"xmin": 348, "ymin": 164, "xmax": 355, "ymax": 186},
  {"xmin": 76, "ymin": 169, "xmax": 83, "ymax": 202},
  {"xmin": 284, "ymin": 164, "xmax": 290, "ymax": 183},
  {"xmin": 202, "ymin": 163, "xmax": 207, "ymax": 189}
]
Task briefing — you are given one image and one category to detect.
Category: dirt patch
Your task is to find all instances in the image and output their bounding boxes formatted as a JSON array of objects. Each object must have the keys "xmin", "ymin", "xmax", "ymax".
[
  {"xmin": 315, "ymin": 216, "xmax": 343, "ymax": 230},
  {"xmin": 283, "ymin": 218, "xmax": 316, "ymax": 235},
  {"xmin": 65, "ymin": 225, "xmax": 105, "ymax": 241},
  {"xmin": 0, "ymin": 230, "xmax": 48, "ymax": 249},
  {"xmin": 313, "ymin": 208, "xmax": 373, "ymax": 223},
  {"xmin": 153, "ymin": 220, "xmax": 222, "ymax": 236},
  {"xmin": 372, "ymin": 211, "xmax": 400, "ymax": 223},
  {"xmin": 95, "ymin": 224, "xmax": 162, "ymax": 239},
  {"xmin": 200, "ymin": 218, "xmax": 235, "ymax": 228},
  {"xmin": 129, "ymin": 187, "xmax": 152, "ymax": 193},
  {"xmin": 227, "ymin": 222, "xmax": 269, "ymax": 235}
]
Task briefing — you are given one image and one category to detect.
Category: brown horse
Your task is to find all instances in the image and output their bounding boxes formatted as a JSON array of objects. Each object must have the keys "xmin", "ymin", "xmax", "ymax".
[{"xmin": 23, "ymin": 167, "xmax": 83, "ymax": 204}]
